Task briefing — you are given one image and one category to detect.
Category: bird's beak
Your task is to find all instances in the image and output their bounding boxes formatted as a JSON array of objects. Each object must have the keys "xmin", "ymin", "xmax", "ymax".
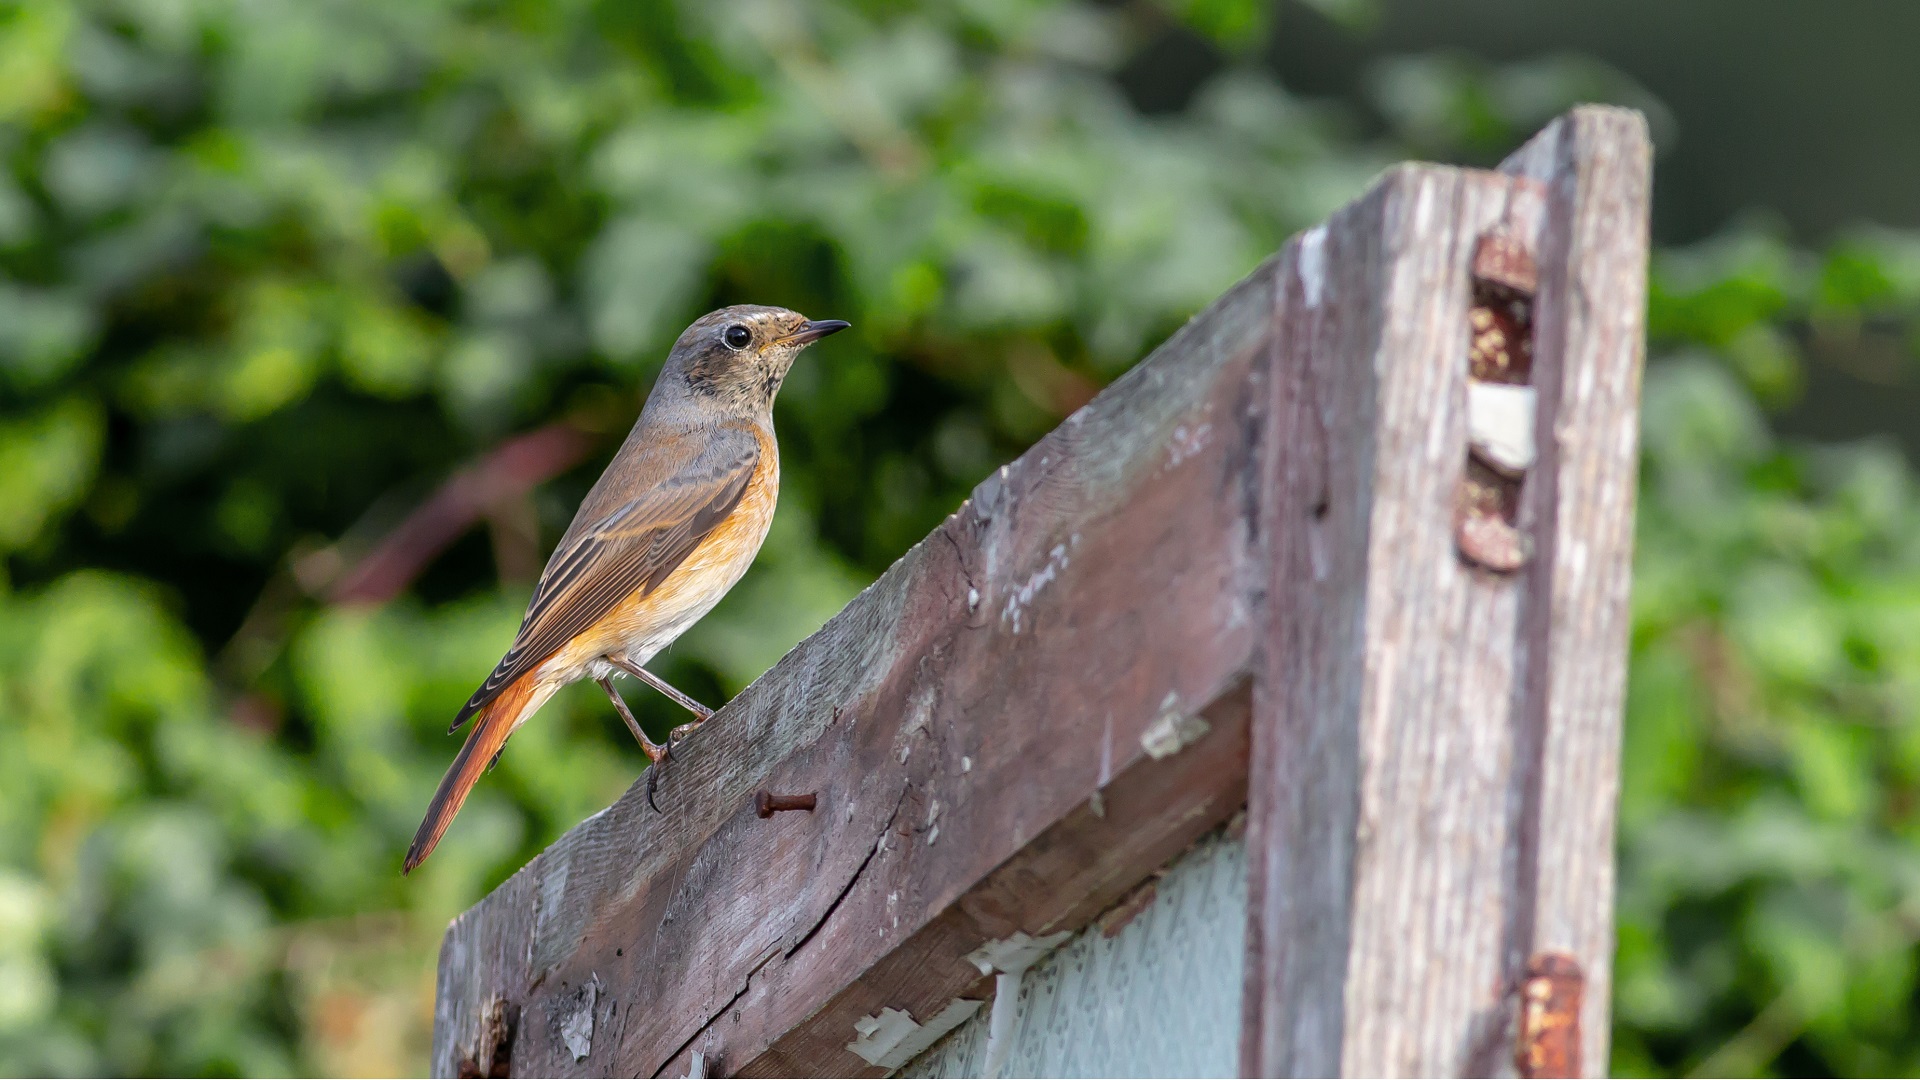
[{"xmin": 781, "ymin": 319, "xmax": 851, "ymax": 346}]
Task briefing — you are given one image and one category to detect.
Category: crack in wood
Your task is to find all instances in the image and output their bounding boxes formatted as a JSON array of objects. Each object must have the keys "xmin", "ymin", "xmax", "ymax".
[
  {"xmin": 787, "ymin": 785, "xmax": 911, "ymax": 959},
  {"xmin": 938, "ymin": 526, "xmax": 982, "ymax": 621},
  {"xmin": 656, "ymin": 974, "xmax": 751, "ymax": 1079},
  {"xmin": 654, "ymin": 784, "xmax": 914, "ymax": 1076}
]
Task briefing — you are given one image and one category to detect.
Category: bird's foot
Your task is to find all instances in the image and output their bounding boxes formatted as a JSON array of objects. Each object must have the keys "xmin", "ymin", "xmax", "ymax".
[
  {"xmin": 634, "ymin": 721, "xmax": 673, "ymax": 813},
  {"xmin": 600, "ymin": 674, "xmax": 672, "ymax": 813}
]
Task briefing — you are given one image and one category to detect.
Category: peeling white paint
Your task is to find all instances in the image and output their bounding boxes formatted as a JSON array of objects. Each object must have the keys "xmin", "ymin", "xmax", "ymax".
[
  {"xmin": 967, "ymin": 586, "xmax": 979, "ymax": 611},
  {"xmin": 847, "ymin": 1000, "xmax": 984, "ymax": 1069},
  {"xmin": 985, "ymin": 971, "xmax": 1023, "ymax": 1077},
  {"xmin": 961, "ymin": 756, "xmax": 972, "ymax": 773},
  {"xmin": 965, "ymin": 931, "xmax": 1073, "ymax": 977},
  {"xmin": 1000, "ymin": 540, "xmax": 1077, "ymax": 634},
  {"xmin": 1298, "ymin": 225, "xmax": 1327, "ymax": 308},
  {"xmin": 1166, "ymin": 421, "xmax": 1212, "ymax": 468},
  {"xmin": 1098, "ymin": 711, "xmax": 1113, "ymax": 789},
  {"xmin": 1140, "ymin": 693, "xmax": 1210, "ymax": 760},
  {"xmin": 1467, "ymin": 381, "xmax": 1537, "ymax": 476},
  {"xmin": 560, "ymin": 973, "xmax": 601, "ymax": 1062},
  {"xmin": 963, "ymin": 931, "xmax": 1072, "ymax": 1076},
  {"xmin": 687, "ymin": 1049, "xmax": 706, "ymax": 1079}
]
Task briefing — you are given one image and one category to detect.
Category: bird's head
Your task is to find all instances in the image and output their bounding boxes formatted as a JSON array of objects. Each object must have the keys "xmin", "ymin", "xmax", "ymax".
[{"xmin": 660, "ymin": 305, "xmax": 849, "ymax": 416}]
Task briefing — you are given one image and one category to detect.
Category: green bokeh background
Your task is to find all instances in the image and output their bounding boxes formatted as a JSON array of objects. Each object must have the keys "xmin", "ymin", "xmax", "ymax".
[{"xmin": 1, "ymin": 0, "xmax": 1916, "ymax": 1075}]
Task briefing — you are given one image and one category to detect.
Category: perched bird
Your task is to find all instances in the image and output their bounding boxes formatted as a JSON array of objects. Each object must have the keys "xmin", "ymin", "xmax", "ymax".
[{"xmin": 404, "ymin": 305, "xmax": 849, "ymax": 873}]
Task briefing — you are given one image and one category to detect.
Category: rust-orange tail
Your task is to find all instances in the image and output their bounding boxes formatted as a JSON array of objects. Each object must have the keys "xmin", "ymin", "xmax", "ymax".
[{"xmin": 406, "ymin": 676, "xmax": 538, "ymax": 874}]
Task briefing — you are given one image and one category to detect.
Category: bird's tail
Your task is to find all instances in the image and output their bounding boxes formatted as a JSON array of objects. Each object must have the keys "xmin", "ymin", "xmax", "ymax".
[{"xmin": 406, "ymin": 675, "xmax": 540, "ymax": 874}]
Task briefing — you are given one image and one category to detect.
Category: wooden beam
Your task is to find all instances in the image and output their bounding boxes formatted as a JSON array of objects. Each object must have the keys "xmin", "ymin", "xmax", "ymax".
[
  {"xmin": 1240, "ymin": 106, "xmax": 1650, "ymax": 1077},
  {"xmin": 429, "ymin": 106, "xmax": 1649, "ymax": 1079},
  {"xmin": 432, "ymin": 251, "xmax": 1276, "ymax": 1078}
]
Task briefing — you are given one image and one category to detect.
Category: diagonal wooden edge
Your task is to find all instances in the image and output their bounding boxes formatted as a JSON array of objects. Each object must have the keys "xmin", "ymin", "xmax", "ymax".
[
  {"xmin": 432, "ymin": 238, "xmax": 1274, "ymax": 1077},
  {"xmin": 430, "ymin": 105, "xmax": 1648, "ymax": 1079}
]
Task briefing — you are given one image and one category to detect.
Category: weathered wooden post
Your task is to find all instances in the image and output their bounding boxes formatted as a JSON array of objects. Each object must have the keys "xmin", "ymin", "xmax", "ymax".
[
  {"xmin": 1241, "ymin": 106, "xmax": 1649, "ymax": 1078},
  {"xmin": 429, "ymin": 107, "xmax": 1649, "ymax": 1079}
]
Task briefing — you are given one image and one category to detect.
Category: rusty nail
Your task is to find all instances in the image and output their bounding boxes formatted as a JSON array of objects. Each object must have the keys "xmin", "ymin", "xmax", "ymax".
[
  {"xmin": 1515, "ymin": 951, "xmax": 1584, "ymax": 1079},
  {"xmin": 755, "ymin": 791, "xmax": 818, "ymax": 818}
]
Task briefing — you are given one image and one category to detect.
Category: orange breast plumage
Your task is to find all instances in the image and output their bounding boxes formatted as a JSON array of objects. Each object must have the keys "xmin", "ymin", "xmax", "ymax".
[{"xmin": 538, "ymin": 430, "xmax": 780, "ymax": 684}]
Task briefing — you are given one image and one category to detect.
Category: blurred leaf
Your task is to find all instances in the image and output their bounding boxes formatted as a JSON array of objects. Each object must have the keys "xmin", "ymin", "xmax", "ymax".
[{"xmin": 0, "ymin": 398, "xmax": 103, "ymax": 553}]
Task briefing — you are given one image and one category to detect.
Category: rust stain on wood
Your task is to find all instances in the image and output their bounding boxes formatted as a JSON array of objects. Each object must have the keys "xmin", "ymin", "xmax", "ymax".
[{"xmin": 1515, "ymin": 952, "xmax": 1585, "ymax": 1079}]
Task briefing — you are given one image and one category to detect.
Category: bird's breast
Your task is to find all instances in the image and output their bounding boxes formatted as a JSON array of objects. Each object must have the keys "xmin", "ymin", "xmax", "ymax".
[{"xmin": 548, "ymin": 439, "xmax": 780, "ymax": 679}]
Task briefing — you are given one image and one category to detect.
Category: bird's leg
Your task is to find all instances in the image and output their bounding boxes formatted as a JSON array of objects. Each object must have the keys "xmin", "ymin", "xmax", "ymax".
[
  {"xmin": 609, "ymin": 657, "xmax": 715, "ymax": 746},
  {"xmin": 597, "ymin": 675, "xmax": 669, "ymax": 813}
]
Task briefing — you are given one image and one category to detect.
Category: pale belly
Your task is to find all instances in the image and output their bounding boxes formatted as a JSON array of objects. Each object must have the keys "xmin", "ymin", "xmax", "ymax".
[{"xmin": 535, "ymin": 455, "xmax": 778, "ymax": 688}]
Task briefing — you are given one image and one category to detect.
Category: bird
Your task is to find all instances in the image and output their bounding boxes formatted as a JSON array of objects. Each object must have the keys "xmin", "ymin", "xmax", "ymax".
[{"xmin": 404, "ymin": 305, "xmax": 849, "ymax": 874}]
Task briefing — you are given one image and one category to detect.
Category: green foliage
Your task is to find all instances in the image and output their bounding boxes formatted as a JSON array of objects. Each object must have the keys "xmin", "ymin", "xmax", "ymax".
[
  {"xmin": 0, "ymin": 0, "xmax": 1917, "ymax": 1075},
  {"xmin": 1615, "ymin": 228, "xmax": 1920, "ymax": 1076},
  {"xmin": 0, "ymin": 0, "xmax": 1365, "ymax": 1072}
]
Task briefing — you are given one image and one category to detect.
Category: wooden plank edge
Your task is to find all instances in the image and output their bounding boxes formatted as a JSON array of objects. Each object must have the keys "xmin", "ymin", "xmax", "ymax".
[
  {"xmin": 723, "ymin": 683, "xmax": 1253, "ymax": 1077},
  {"xmin": 432, "ymin": 253, "xmax": 1280, "ymax": 1076}
]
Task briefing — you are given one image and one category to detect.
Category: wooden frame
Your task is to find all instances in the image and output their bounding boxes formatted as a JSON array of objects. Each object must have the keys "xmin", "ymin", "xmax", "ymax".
[{"xmin": 430, "ymin": 107, "xmax": 1650, "ymax": 1079}]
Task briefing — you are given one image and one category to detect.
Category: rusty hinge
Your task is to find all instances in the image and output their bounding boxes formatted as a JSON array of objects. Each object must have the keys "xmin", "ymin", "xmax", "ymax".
[{"xmin": 1515, "ymin": 951, "xmax": 1584, "ymax": 1078}]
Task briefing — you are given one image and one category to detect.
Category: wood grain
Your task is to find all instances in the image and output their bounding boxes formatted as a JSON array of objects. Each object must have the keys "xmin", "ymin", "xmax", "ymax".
[
  {"xmin": 431, "ymin": 106, "xmax": 1649, "ymax": 1079},
  {"xmin": 1498, "ymin": 107, "xmax": 1652, "ymax": 1077},
  {"xmin": 432, "ymin": 253, "xmax": 1276, "ymax": 1078},
  {"xmin": 1240, "ymin": 106, "xmax": 1649, "ymax": 1077}
]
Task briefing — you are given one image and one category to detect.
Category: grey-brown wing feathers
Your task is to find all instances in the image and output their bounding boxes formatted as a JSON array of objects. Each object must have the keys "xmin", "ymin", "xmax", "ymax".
[{"xmin": 448, "ymin": 427, "xmax": 759, "ymax": 732}]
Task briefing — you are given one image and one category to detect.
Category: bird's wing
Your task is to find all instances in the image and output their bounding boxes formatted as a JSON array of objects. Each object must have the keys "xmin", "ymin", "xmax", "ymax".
[{"xmin": 449, "ymin": 426, "xmax": 760, "ymax": 731}]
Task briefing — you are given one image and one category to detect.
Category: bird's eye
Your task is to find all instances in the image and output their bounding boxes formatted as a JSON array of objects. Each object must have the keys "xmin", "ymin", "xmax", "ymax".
[{"xmin": 722, "ymin": 324, "xmax": 752, "ymax": 350}]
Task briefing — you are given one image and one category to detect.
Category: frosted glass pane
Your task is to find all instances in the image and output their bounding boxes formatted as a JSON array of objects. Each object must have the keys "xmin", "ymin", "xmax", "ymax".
[{"xmin": 900, "ymin": 832, "xmax": 1246, "ymax": 1079}]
